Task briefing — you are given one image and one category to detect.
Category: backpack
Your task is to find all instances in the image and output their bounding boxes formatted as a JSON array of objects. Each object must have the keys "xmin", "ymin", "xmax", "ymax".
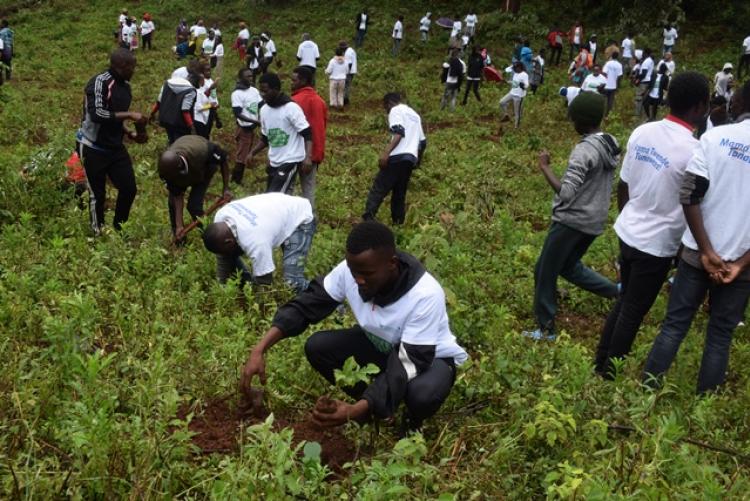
[{"xmin": 158, "ymin": 81, "xmax": 195, "ymax": 128}]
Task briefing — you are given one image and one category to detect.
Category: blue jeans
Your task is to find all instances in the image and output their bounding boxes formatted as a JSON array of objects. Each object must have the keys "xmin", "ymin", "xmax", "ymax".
[
  {"xmin": 355, "ymin": 29, "xmax": 366, "ymax": 47},
  {"xmin": 281, "ymin": 219, "xmax": 316, "ymax": 292},
  {"xmin": 643, "ymin": 259, "xmax": 750, "ymax": 393},
  {"xmin": 215, "ymin": 220, "xmax": 316, "ymax": 292}
]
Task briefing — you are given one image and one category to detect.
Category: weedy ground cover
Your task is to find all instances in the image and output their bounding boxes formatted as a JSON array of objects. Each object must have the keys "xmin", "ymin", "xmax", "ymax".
[{"xmin": 1, "ymin": 0, "xmax": 749, "ymax": 498}]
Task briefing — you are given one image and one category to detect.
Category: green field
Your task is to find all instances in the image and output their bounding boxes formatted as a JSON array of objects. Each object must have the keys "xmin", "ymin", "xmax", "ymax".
[{"xmin": 1, "ymin": 0, "xmax": 749, "ymax": 498}]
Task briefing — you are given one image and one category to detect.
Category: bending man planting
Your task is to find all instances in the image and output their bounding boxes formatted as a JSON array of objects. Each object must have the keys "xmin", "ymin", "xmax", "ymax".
[{"xmin": 240, "ymin": 221, "xmax": 468, "ymax": 432}]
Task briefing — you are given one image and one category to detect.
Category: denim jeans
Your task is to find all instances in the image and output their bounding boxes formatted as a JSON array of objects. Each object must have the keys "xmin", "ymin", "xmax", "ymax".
[
  {"xmin": 281, "ymin": 219, "xmax": 316, "ymax": 292},
  {"xmin": 355, "ymin": 29, "xmax": 366, "ymax": 47},
  {"xmin": 642, "ymin": 259, "xmax": 750, "ymax": 393},
  {"xmin": 215, "ymin": 220, "xmax": 316, "ymax": 293},
  {"xmin": 595, "ymin": 239, "xmax": 673, "ymax": 376}
]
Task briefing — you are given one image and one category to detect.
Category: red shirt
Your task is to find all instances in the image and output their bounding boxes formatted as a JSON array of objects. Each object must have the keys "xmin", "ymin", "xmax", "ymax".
[{"xmin": 291, "ymin": 86, "xmax": 328, "ymax": 164}]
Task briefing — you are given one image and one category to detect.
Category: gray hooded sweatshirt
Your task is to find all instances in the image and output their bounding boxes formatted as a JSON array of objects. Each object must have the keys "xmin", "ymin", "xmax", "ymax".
[{"xmin": 551, "ymin": 132, "xmax": 621, "ymax": 235}]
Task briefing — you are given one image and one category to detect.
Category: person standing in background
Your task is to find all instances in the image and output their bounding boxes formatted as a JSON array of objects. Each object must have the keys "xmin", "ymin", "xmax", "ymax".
[
  {"xmin": 355, "ymin": 8, "xmax": 369, "ymax": 48},
  {"xmin": 464, "ymin": 10, "xmax": 478, "ymax": 37},
  {"xmin": 621, "ymin": 32, "xmax": 635, "ymax": 76},
  {"xmin": 419, "ymin": 12, "xmax": 431, "ymax": 43},
  {"xmin": 569, "ymin": 20, "xmax": 583, "ymax": 61},
  {"xmin": 663, "ymin": 24, "xmax": 678, "ymax": 55},
  {"xmin": 392, "ymin": 16, "xmax": 404, "ymax": 57},
  {"xmin": 0, "ymin": 19, "xmax": 14, "ymax": 80},
  {"xmin": 140, "ymin": 14, "xmax": 154, "ymax": 51},
  {"xmin": 342, "ymin": 40, "xmax": 357, "ymax": 105}
]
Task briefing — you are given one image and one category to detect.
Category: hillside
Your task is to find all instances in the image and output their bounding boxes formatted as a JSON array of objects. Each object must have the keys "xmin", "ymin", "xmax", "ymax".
[{"xmin": 1, "ymin": 0, "xmax": 749, "ymax": 498}]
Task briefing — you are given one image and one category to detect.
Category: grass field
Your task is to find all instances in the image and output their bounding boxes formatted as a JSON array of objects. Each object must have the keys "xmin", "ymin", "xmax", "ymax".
[{"xmin": 1, "ymin": 0, "xmax": 749, "ymax": 498}]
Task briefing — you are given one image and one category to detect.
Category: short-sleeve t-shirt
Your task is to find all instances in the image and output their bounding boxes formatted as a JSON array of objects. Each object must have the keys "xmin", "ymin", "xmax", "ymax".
[
  {"xmin": 344, "ymin": 47, "xmax": 357, "ymax": 74},
  {"xmin": 231, "ymin": 86, "xmax": 261, "ymax": 128},
  {"xmin": 260, "ymin": 101, "xmax": 310, "ymax": 166},
  {"xmin": 388, "ymin": 104, "xmax": 425, "ymax": 162},
  {"xmin": 603, "ymin": 60, "xmax": 623, "ymax": 89},
  {"xmin": 744, "ymin": 36, "xmax": 750, "ymax": 54},
  {"xmin": 450, "ymin": 20, "xmax": 462, "ymax": 38},
  {"xmin": 614, "ymin": 117, "xmax": 698, "ymax": 257},
  {"xmin": 420, "ymin": 16, "xmax": 431, "ymax": 31},
  {"xmin": 202, "ymin": 38, "xmax": 215, "ymax": 55},
  {"xmin": 564, "ymin": 86, "xmax": 581, "ymax": 106},
  {"xmin": 263, "ymin": 39, "xmax": 276, "ymax": 58},
  {"xmin": 393, "ymin": 20, "xmax": 403, "ymax": 39},
  {"xmin": 465, "ymin": 14, "xmax": 477, "ymax": 28},
  {"xmin": 296, "ymin": 40, "xmax": 320, "ymax": 67},
  {"xmin": 510, "ymin": 71, "xmax": 529, "ymax": 97},
  {"xmin": 140, "ymin": 21, "xmax": 155, "ymax": 35},
  {"xmin": 621, "ymin": 38, "xmax": 634, "ymax": 58},
  {"xmin": 663, "ymin": 28, "xmax": 678, "ymax": 46},
  {"xmin": 323, "ymin": 259, "xmax": 468, "ymax": 364},
  {"xmin": 681, "ymin": 118, "xmax": 750, "ymax": 260},
  {"xmin": 640, "ymin": 57, "xmax": 655, "ymax": 83},
  {"xmin": 214, "ymin": 193, "xmax": 314, "ymax": 277}
]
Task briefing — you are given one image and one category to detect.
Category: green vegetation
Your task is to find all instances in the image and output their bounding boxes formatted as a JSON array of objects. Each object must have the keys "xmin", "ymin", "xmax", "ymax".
[{"xmin": 1, "ymin": 0, "xmax": 749, "ymax": 498}]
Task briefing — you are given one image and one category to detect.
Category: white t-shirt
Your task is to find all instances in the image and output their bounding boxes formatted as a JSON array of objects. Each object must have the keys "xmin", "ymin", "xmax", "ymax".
[
  {"xmin": 140, "ymin": 21, "xmax": 155, "ymax": 36},
  {"xmin": 190, "ymin": 25, "xmax": 207, "ymax": 38},
  {"xmin": 0, "ymin": 38, "xmax": 3, "ymax": 51},
  {"xmin": 238, "ymin": 28, "xmax": 250, "ymax": 41},
  {"xmin": 744, "ymin": 36, "xmax": 750, "ymax": 54},
  {"xmin": 657, "ymin": 59, "xmax": 676, "ymax": 75},
  {"xmin": 202, "ymin": 78, "xmax": 218, "ymax": 105},
  {"xmin": 615, "ymin": 118, "xmax": 698, "ymax": 257},
  {"xmin": 325, "ymin": 57, "xmax": 348, "ymax": 80},
  {"xmin": 564, "ymin": 86, "xmax": 581, "ymax": 106},
  {"xmin": 263, "ymin": 39, "xmax": 276, "ymax": 58},
  {"xmin": 260, "ymin": 101, "xmax": 310, "ymax": 167},
  {"xmin": 419, "ymin": 16, "xmax": 431, "ymax": 32},
  {"xmin": 681, "ymin": 118, "xmax": 750, "ymax": 260},
  {"xmin": 450, "ymin": 20, "xmax": 462, "ymax": 38},
  {"xmin": 663, "ymin": 28, "xmax": 678, "ymax": 46},
  {"xmin": 121, "ymin": 24, "xmax": 136, "ymax": 44},
  {"xmin": 393, "ymin": 20, "xmax": 403, "ymax": 39},
  {"xmin": 640, "ymin": 57, "xmax": 654, "ymax": 82},
  {"xmin": 510, "ymin": 71, "xmax": 529, "ymax": 97},
  {"xmin": 714, "ymin": 71, "xmax": 733, "ymax": 98},
  {"xmin": 603, "ymin": 60, "xmax": 623, "ymax": 89},
  {"xmin": 621, "ymin": 38, "xmax": 634, "ymax": 59},
  {"xmin": 194, "ymin": 89, "xmax": 211, "ymax": 125},
  {"xmin": 202, "ymin": 38, "xmax": 215, "ymax": 55},
  {"xmin": 465, "ymin": 14, "xmax": 477, "ymax": 28},
  {"xmin": 296, "ymin": 40, "xmax": 320, "ymax": 67},
  {"xmin": 214, "ymin": 43, "xmax": 224, "ymax": 57},
  {"xmin": 344, "ymin": 46, "xmax": 357, "ymax": 74},
  {"xmin": 119, "ymin": 14, "xmax": 127, "ymax": 25},
  {"xmin": 323, "ymin": 260, "xmax": 468, "ymax": 364},
  {"xmin": 388, "ymin": 104, "xmax": 425, "ymax": 160},
  {"xmin": 649, "ymin": 73, "xmax": 665, "ymax": 98},
  {"xmin": 574, "ymin": 26, "xmax": 582, "ymax": 44},
  {"xmin": 214, "ymin": 194, "xmax": 314, "ymax": 277},
  {"xmin": 231, "ymin": 86, "xmax": 261, "ymax": 127},
  {"xmin": 582, "ymin": 73, "xmax": 607, "ymax": 92},
  {"xmin": 359, "ymin": 13, "xmax": 367, "ymax": 31}
]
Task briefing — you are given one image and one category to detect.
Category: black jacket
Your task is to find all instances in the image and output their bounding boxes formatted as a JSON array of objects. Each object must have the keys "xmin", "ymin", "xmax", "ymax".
[
  {"xmin": 272, "ymin": 252, "xmax": 442, "ymax": 419},
  {"xmin": 466, "ymin": 53, "xmax": 484, "ymax": 79},
  {"xmin": 79, "ymin": 69, "xmax": 132, "ymax": 149}
]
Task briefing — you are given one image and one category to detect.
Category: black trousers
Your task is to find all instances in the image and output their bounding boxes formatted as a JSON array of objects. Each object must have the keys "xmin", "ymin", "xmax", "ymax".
[
  {"xmin": 463, "ymin": 79, "xmax": 481, "ymax": 104},
  {"xmin": 266, "ymin": 162, "xmax": 299, "ymax": 194},
  {"xmin": 304, "ymin": 326, "xmax": 456, "ymax": 423},
  {"xmin": 595, "ymin": 239, "xmax": 673, "ymax": 376},
  {"xmin": 195, "ymin": 121, "xmax": 211, "ymax": 139},
  {"xmin": 142, "ymin": 33, "xmax": 152, "ymax": 50},
  {"xmin": 550, "ymin": 44, "xmax": 562, "ymax": 65},
  {"xmin": 79, "ymin": 144, "xmax": 137, "ymax": 232},
  {"xmin": 363, "ymin": 158, "xmax": 415, "ymax": 224},
  {"xmin": 738, "ymin": 54, "xmax": 750, "ymax": 80},
  {"xmin": 167, "ymin": 165, "xmax": 217, "ymax": 234}
]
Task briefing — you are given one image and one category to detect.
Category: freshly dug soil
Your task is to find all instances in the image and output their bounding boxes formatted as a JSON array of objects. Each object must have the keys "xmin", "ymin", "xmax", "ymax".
[{"xmin": 176, "ymin": 393, "xmax": 357, "ymax": 473}]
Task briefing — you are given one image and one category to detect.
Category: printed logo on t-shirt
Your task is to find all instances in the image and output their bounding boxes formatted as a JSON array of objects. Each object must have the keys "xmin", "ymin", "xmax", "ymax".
[
  {"xmin": 231, "ymin": 204, "xmax": 259, "ymax": 226},
  {"xmin": 246, "ymin": 102, "xmax": 258, "ymax": 116},
  {"xmin": 634, "ymin": 144, "xmax": 670, "ymax": 170},
  {"xmin": 720, "ymin": 138, "xmax": 750, "ymax": 164},
  {"xmin": 267, "ymin": 128, "xmax": 290, "ymax": 148}
]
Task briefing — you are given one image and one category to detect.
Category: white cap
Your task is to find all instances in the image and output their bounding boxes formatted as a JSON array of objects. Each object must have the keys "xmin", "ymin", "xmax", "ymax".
[{"xmin": 723, "ymin": 62, "xmax": 734, "ymax": 70}]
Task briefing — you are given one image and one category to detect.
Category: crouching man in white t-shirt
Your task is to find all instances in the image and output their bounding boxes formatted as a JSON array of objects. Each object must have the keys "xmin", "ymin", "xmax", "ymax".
[
  {"xmin": 240, "ymin": 221, "xmax": 468, "ymax": 432},
  {"xmin": 202, "ymin": 193, "xmax": 315, "ymax": 292},
  {"xmin": 643, "ymin": 80, "xmax": 750, "ymax": 394}
]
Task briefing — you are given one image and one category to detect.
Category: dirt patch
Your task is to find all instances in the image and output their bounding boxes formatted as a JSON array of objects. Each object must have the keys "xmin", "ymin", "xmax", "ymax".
[
  {"xmin": 176, "ymin": 393, "xmax": 357, "ymax": 473},
  {"xmin": 29, "ymin": 127, "xmax": 49, "ymax": 146},
  {"xmin": 331, "ymin": 133, "xmax": 372, "ymax": 145},
  {"xmin": 426, "ymin": 121, "xmax": 454, "ymax": 133}
]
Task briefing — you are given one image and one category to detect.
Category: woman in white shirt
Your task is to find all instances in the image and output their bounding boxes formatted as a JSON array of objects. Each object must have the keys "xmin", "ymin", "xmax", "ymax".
[
  {"xmin": 500, "ymin": 62, "xmax": 529, "ymax": 129},
  {"xmin": 392, "ymin": 16, "xmax": 404, "ymax": 57},
  {"xmin": 202, "ymin": 30, "xmax": 216, "ymax": 58},
  {"xmin": 212, "ymin": 36, "xmax": 225, "ymax": 78},
  {"xmin": 140, "ymin": 14, "xmax": 155, "ymax": 50},
  {"xmin": 325, "ymin": 47, "xmax": 348, "ymax": 109}
]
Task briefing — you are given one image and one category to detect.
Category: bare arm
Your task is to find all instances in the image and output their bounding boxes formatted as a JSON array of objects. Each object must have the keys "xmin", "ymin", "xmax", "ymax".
[
  {"xmin": 538, "ymin": 150, "xmax": 562, "ymax": 193},
  {"xmin": 617, "ymin": 180, "xmax": 629, "ymax": 212}
]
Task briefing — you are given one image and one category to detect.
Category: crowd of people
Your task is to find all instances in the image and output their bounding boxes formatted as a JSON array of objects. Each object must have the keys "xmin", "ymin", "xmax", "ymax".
[{"xmin": 18, "ymin": 5, "xmax": 750, "ymax": 434}]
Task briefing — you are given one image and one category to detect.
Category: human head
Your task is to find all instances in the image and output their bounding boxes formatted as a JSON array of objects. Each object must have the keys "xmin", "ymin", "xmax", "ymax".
[
  {"xmin": 335, "ymin": 47, "xmax": 344, "ymax": 57},
  {"xmin": 664, "ymin": 52, "xmax": 673, "ymax": 62},
  {"xmin": 345, "ymin": 221, "xmax": 399, "ymax": 300},
  {"xmin": 539, "ymin": 48, "xmax": 546, "ymax": 56},
  {"xmin": 450, "ymin": 47, "xmax": 459, "ymax": 58},
  {"xmin": 302, "ymin": 33, "xmax": 311, "ymax": 41},
  {"xmin": 259, "ymin": 72, "xmax": 282, "ymax": 101},
  {"xmin": 339, "ymin": 39, "xmax": 348, "ymax": 49},
  {"xmin": 291, "ymin": 66, "xmax": 313, "ymax": 90},
  {"xmin": 590, "ymin": 34, "xmax": 597, "ymax": 42},
  {"xmin": 0, "ymin": 20, "xmax": 8, "ymax": 28},
  {"xmin": 399, "ymin": 15, "xmax": 404, "ymax": 21},
  {"xmin": 261, "ymin": 33, "xmax": 269, "ymax": 41},
  {"xmin": 203, "ymin": 65, "xmax": 212, "ymax": 79},
  {"xmin": 187, "ymin": 73, "xmax": 203, "ymax": 89},
  {"xmin": 197, "ymin": 19, "xmax": 204, "ymax": 26},
  {"xmin": 215, "ymin": 35, "xmax": 223, "ymax": 46},
  {"xmin": 666, "ymin": 71, "xmax": 709, "ymax": 126},
  {"xmin": 592, "ymin": 64, "xmax": 601, "ymax": 76},
  {"xmin": 383, "ymin": 92, "xmax": 401, "ymax": 113},
  {"xmin": 643, "ymin": 47, "xmax": 653, "ymax": 58},
  {"xmin": 523, "ymin": 40, "xmax": 530, "ymax": 47},
  {"xmin": 158, "ymin": 150, "xmax": 184, "ymax": 183},
  {"xmin": 729, "ymin": 80, "xmax": 750, "ymax": 120},
  {"xmin": 627, "ymin": 31, "xmax": 634, "ymax": 38},
  {"xmin": 208, "ymin": 29, "xmax": 215, "ymax": 39},
  {"xmin": 723, "ymin": 62, "xmax": 733, "ymax": 73},
  {"xmin": 513, "ymin": 61, "xmax": 525, "ymax": 73},
  {"xmin": 238, "ymin": 67, "xmax": 253, "ymax": 86},
  {"xmin": 426, "ymin": 12, "xmax": 431, "ymax": 18},
  {"xmin": 110, "ymin": 49, "xmax": 136, "ymax": 81},
  {"xmin": 611, "ymin": 51, "xmax": 619, "ymax": 60},
  {"xmin": 202, "ymin": 222, "xmax": 240, "ymax": 256},
  {"xmin": 239, "ymin": 21, "xmax": 246, "ymax": 29},
  {"xmin": 568, "ymin": 92, "xmax": 605, "ymax": 134}
]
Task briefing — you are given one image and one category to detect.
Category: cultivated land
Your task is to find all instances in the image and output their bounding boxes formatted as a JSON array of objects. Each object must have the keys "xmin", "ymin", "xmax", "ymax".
[{"xmin": 1, "ymin": 0, "xmax": 749, "ymax": 498}]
